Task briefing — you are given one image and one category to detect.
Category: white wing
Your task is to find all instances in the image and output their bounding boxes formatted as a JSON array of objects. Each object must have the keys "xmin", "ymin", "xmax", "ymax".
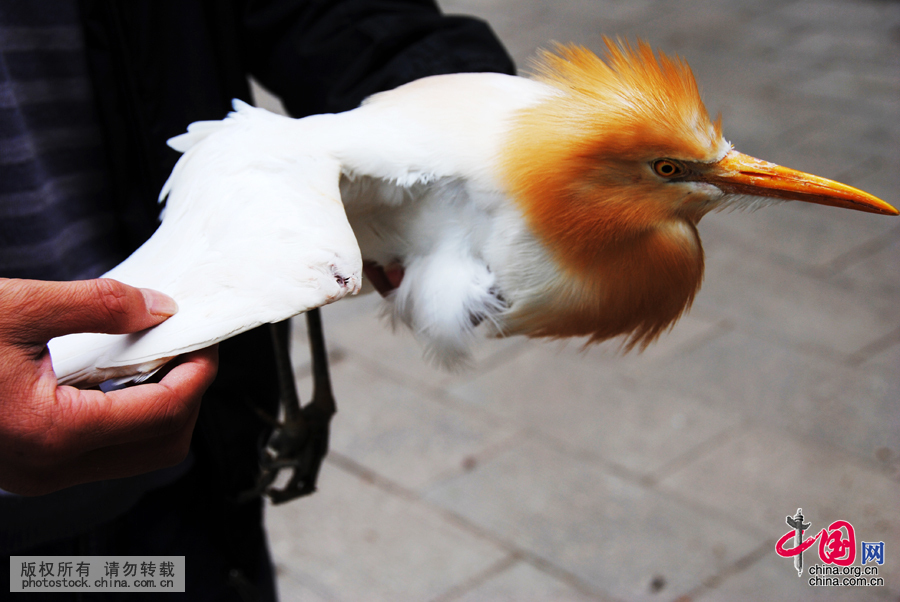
[{"xmin": 49, "ymin": 102, "xmax": 362, "ymax": 386}]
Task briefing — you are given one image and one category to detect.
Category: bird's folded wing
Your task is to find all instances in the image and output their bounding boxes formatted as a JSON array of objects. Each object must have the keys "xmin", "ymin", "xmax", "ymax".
[{"xmin": 49, "ymin": 104, "xmax": 362, "ymax": 387}]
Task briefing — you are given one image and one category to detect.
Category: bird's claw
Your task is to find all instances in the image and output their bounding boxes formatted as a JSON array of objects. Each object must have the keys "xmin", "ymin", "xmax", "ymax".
[
  {"xmin": 238, "ymin": 314, "xmax": 336, "ymax": 505},
  {"xmin": 238, "ymin": 399, "xmax": 333, "ymax": 504}
]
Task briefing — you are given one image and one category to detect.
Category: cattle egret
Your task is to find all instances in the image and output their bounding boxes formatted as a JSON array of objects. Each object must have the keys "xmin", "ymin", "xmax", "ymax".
[{"xmin": 48, "ymin": 39, "xmax": 897, "ymax": 387}]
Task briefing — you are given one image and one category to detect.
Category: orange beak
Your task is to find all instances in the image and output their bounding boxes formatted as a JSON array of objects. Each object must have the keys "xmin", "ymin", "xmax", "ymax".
[{"xmin": 700, "ymin": 150, "xmax": 898, "ymax": 216}]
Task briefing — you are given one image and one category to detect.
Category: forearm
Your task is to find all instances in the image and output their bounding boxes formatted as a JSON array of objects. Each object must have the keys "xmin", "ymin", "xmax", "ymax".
[{"xmin": 243, "ymin": 0, "xmax": 515, "ymax": 116}]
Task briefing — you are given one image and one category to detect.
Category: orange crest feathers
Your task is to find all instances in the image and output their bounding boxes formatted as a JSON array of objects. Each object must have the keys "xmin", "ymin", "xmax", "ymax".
[{"xmin": 526, "ymin": 38, "xmax": 722, "ymax": 160}]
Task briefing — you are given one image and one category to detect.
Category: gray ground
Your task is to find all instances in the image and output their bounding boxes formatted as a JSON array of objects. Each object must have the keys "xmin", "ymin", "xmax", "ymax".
[{"xmin": 255, "ymin": 1, "xmax": 900, "ymax": 600}]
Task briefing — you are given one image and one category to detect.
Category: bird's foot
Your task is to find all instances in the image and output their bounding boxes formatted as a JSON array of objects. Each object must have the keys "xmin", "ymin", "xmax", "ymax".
[
  {"xmin": 239, "ymin": 395, "xmax": 333, "ymax": 505},
  {"xmin": 239, "ymin": 314, "xmax": 336, "ymax": 505}
]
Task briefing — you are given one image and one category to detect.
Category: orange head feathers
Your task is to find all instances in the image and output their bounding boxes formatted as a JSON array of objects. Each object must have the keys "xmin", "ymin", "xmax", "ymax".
[{"xmin": 499, "ymin": 38, "xmax": 896, "ymax": 350}]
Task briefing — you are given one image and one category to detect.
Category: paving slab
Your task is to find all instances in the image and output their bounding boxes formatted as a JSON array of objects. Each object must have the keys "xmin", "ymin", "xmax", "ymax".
[
  {"xmin": 274, "ymin": 571, "xmax": 334, "ymax": 602},
  {"xmin": 637, "ymin": 327, "xmax": 900, "ymax": 465},
  {"xmin": 425, "ymin": 439, "xmax": 762, "ymax": 602},
  {"xmin": 451, "ymin": 561, "xmax": 602, "ymax": 602},
  {"xmin": 658, "ymin": 425, "xmax": 900, "ymax": 591},
  {"xmin": 295, "ymin": 359, "xmax": 519, "ymax": 493},
  {"xmin": 694, "ymin": 224, "xmax": 896, "ymax": 359},
  {"xmin": 445, "ymin": 319, "xmax": 741, "ymax": 479},
  {"xmin": 846, "ymin": 341, "xmax": 900, "ymax": 478},
  {"xmin": 695, "ymin": 552, "xmax": 896, "ymax": 602},
  {"xmin": 266, "ymin": 464, "xmax": 508, "ymax": 602}
]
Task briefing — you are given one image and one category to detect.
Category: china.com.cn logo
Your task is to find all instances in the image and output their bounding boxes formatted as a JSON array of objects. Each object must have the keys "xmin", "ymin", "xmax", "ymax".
[{"xmin": 775, "ymin": 508, "xmax": 885, "ymax": 585}]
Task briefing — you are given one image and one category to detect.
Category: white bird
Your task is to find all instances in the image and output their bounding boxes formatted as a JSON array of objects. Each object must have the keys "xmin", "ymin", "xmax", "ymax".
[{"xmin": 49, "ymin": 39, "xmax": 897, "ymax": 387}]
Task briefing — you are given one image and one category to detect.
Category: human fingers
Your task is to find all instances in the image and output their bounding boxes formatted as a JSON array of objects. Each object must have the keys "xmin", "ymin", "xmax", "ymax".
[
  {"xmin": 0, "ymin": 347, "xmax": 217, "ymax": 496},
  {"xmin": 52, "ymin": 346, "xmax": 218, "ymax": 451},
  {"xmin": 74, "ymin": 398, "xmax": 203, "ymax": 486},
  {"xmin": 0, "ymin": 278, "xmax": 178, "ymax": 344},
  {"xmin": 2, "ymin": 396, "xmax": 202, "ymax": 496}
]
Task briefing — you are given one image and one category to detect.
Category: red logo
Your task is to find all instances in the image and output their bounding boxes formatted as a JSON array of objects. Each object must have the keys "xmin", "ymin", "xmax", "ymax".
[{"xmin": 777, "ymin": 519, "xmax": 856, "ymax": 566}]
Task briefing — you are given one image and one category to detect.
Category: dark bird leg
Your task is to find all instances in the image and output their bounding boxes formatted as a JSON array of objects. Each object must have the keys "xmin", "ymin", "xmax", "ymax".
[{"xmin": 240, "ymin": 308, "xmax": 337, "ymax": 504}]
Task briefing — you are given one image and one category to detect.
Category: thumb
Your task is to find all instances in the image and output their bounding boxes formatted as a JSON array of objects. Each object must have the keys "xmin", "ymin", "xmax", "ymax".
[{"xmin": 0, "ymin": 278, "xmax": 179, "ymax": 344}]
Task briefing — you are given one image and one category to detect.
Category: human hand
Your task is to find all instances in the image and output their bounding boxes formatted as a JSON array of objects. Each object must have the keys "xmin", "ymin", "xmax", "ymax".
[{"xmin": 0, "ymin": 278, "xmax": 218, "ymax": 496}]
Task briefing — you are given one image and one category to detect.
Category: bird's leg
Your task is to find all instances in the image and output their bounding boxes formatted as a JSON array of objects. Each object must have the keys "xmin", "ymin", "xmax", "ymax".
[
  {"xmin": 240, "ymin": 309, "xmax": 337, "ymax": 505},
  {"xmin": 289, "ymin": 307, "xmax": 337, "ymax": 495}
]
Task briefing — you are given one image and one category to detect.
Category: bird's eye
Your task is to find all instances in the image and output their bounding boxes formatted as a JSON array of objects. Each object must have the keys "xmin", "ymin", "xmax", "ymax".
[{"xmin": 651, "ymin": 159, "xmax": 686, "ymax": 179}]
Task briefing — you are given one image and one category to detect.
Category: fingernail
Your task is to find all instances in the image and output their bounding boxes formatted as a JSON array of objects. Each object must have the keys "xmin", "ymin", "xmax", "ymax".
[{"xmin": 140, "ymin": 288, "xmax": 179, "ymax": 317}]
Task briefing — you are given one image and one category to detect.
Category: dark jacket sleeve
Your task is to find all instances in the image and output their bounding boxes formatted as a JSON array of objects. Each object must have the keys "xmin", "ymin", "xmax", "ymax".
[{"xmin": 242, "ymin": 0, "xmax": 515, "ymax": 116}]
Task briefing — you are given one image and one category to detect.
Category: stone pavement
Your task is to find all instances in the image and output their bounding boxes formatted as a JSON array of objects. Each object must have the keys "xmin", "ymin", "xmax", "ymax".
[{"xmin": 257, "ymin": 1, "xmax": 900, "ymax": 600}]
